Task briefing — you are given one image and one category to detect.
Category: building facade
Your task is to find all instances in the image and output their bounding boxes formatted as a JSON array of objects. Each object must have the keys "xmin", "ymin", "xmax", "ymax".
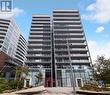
[
  {"xmin": 0, "ymin": 18, "xmax": 27, "ymax": 79},
  {"xmin": 26, "ymin": 15, "xmax": 52, "ymax": 87},
  {"xmin": 26, "ymin": 10, "xmax": 92, "ymax": 87}
]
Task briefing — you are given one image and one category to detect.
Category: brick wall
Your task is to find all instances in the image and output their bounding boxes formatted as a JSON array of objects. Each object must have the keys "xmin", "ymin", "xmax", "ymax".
[{"xmin": 0, "ymin": 51, "xmax": 8, "ymax": 70}]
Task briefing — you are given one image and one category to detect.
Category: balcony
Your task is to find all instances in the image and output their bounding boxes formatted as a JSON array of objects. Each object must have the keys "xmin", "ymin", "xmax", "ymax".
[
  {"xmin": 31, "ymin": 24, "xmax": 50, "ymax": 27},
  {"xmin": 71, "ymin": 54, "xmax": 89, "ymax": 57},
  {"xmin": 29, "ymin": 36, "xmax": 51, "ymax": 40},
  {"xmin": 54, "ymin": 34, "xmax": 84, "ymax": 38},
  {"xmin": 55, "ymin": 48, "xmax": 67, "ymax": 51},
  {"xmin": 70, "ymin": 48, "xmax": 88, "ymax": 51},
  {"xmin": 55, "ymin": 54, "xmax": 69, "ymax": 57},
  {"xmin": 28, "ymin": 48, "xmax": 51, "ymax": 52},
  {"xmin": 29, "ymin": 40, "xmax": 51, "ymax": 43},
  {"xmin": 32, "ymin": 18, "xmax": 50, "ymax": 21},
  {"xmin": 0, "ymin": 35, "xmax": 5, "ymax": 39},
  {"xmin": 55, "ymin": 60, "xmax": 70, "ymax": 63},
  {"xmin": 28, "ymin": 38, "xmax": 51, "ymax": 42},
  {"xmin": 29, "ymin": 43, "xmax": 51, "ymax": 46},
  {"xmin": 53, "ymin": 17, "xmax": 80, "ymax": 20},
  {"xmin": 53, "ymin": 21, "xmax": 81, "ymax": 23},
  {"xmin": 32, "ymin": 21, "xmax": 50, "ymax": 24},
  {"xmin": 69, "ymin": 43, "xmax": 86, "ymax": 46},
  {"xmin": 55, "ymin": 48, "xmax": 88, "ymax": 53},
  {"xmin": 26, "ymin": 60, "xmax": 51, "ymax": 64},
  {"xmin": 55, "ymin": 38, "xmax": 85, "ymax": 43},
  {"xmin": 55, "ymin": 59, "xmax": 90, "ymax": 64},
  {"xmin": 28, "ymin": 44, "xmax": 51, "ymax": 49},
  {"xmin": 54, "ymin": 33, "xmax": 83, "ymax": 36},
  {"xmin": 27, "ymin": 54, "xmax": 51, "ymax": 58},
  {"xmin": 53, "ymin": 13, "xmax": 79, "ymax": 16},
  {"xmin": 0, "ymin": 23, "xmax": 9, "ymax": 27},
  {"xmin": 55, "ymin": 42, "xmax": 86, "ymax": 46},
  {"xmin": 54, "ymin": 53, "xmax": 89, "ymax": 58},
  {"xmin": 0, "ymin": 21, "xmax": 9, "ymax": 25},
  {"xmin": 0, "ymin": 31, "xmax": 6, "ymax": 35},
  {"xmin": 30, "ymin": 29, "xmax": 50, "ymax": 31},
  {"xmin": 69, "ymin": 38, "xmax": 85, "ymax": 41},
  {"xmin": 29, "ymin": 35, "xmax": 50, "ymax": 37},
  {"xmin": 71, "ymin": 60, "xmax": 90, "ymax": 63},
  {"xmin": 54, "ymin": 29, "xmax": 83, "ymax": 32},
  {"xmin": 54, "ymin": 24, "xmax": 82, "ymax": 26},
  {"xmin": 30, "ymin": 31, "xmax": 51, "ymax": 33}
]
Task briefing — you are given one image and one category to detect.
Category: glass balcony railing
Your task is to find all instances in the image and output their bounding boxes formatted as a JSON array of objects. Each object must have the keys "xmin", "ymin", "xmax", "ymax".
[
  {"xmin": 55, "ymin": 38, "xmax": 85, "ymax": 40},
  {"xmin": 71, "ymin": 54, "xmax": 88, "ymax": 56},
  {"xmin": 53, "ymin": 17, "xmax": 80, "ymax": 19},
  {"xmin": 55, "ymin": 59, "xmax": 90, "ymax": 63},
  {"xmin": 55, "ymin": 60, "xmax": 70, "ymax": 63},
  {"xmin": 54, "ymin": 29, "xmax": 83, "ymax": 31},
  {"xmin": 27, "ymin": 60, "xmax": 51, "ymax": 63},
  {"xmin": 54, "ymin": 33, "xmax": 83, "ymax": 35},
  {"xmin": 54, "ymin": 21, "xmax": 81, "ymax": 23},
  {"xmin": 71, "ymin": 60, "xmax": 90, "ymax": 63},
  {"xmin": 29, "ymin": 35, "xmax": 50, "ymax": 37},
  {"xmin": 27, "ymin": 54, "xmax": 51, "ymax": 57},
  {"xmin": 29, "ymin": 44, "xmax": 51, "ymax": 46}
]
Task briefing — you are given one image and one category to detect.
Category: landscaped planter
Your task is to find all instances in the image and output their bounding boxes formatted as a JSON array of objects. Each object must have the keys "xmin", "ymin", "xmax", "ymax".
[{"xmin": 76, "ymin": 90, "xmax": 110, "ymax": 95}]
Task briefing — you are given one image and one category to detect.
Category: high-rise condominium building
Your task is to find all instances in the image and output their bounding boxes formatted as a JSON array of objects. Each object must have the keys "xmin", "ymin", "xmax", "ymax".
[
  {"xmin": 0, "ymin": 18, "xmax": 27, "ymax": 79},
  {"xmin": 26, "ymin": 10, "xmax": 92, "ymax": 87}
]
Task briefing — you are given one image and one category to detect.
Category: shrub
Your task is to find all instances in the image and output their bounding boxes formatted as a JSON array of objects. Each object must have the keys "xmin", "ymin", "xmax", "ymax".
[
  {"xmin": 0, "ymin": 78, "xmax": 8, "ymax": 93},
  {"xmin": 8, "ymin": 80, "xmax": 24, "ymax": 90},
  {"xmin": 80, "ymin": 83, "xmax": 110, "ymax": 91},
  {"xmin": 0, "ymin": 84, "xmax": 7, "ymax": 93},
  {"xmin": 8, "ymin": 80, "xmax": 18, "ymax": 89},
  {"xmin": 81, "ymin": 83, "xmax": 99, "ymax": 91},
  {"xmin": 17, "ymin": 80, "xmax": 24, "ymax": 89}
]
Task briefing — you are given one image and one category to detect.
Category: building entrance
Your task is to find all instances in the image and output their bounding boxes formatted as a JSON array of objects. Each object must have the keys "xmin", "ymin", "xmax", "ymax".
[
  {"xmin": 45, "ymin": 70, "xmax": 52, "ymax": 87},
  {"xmin": 76, "ymin": 78, "xmax": 83, "ymax": 87}
]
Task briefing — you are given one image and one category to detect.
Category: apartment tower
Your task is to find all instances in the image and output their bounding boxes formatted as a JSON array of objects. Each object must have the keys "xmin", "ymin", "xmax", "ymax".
[
  {"xmin": 26, "ymin": 10, "xmax": 92, "ymax": 87},
  {"xmin": 0, "ymin": 18, "xmax": 27, "ymax": 80},
  {"xmin": 26, "ymin": 15, "xmax": 52, "ymax": 86}
]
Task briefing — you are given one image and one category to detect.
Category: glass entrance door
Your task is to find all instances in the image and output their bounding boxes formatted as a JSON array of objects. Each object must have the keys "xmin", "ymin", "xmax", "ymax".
[
  {"xmin": 76, "ymin": 78, "xmax": 83, "ymax": 87},
  {"xmin": 45, "ymin": 70, "xmax": 52, "ymax": 87}
]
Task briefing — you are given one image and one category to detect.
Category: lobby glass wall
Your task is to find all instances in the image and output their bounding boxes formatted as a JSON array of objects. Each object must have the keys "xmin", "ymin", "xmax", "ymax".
[{"xmin": 56, "ymin": 65, "xmax": 92, "ymax": 87}]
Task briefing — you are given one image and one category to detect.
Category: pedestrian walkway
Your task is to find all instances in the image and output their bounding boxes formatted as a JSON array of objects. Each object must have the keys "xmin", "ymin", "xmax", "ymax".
[
  {"xmin": 42, "ymin": 87, "xmax": 74, "ymax": 95},
  {"xmin": 1, "ymin": 86, "xmax": 81, "ymax": 95}
]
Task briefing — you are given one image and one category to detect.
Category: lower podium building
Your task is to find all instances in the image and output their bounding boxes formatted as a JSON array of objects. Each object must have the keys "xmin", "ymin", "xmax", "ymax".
[{"xmin": 26, "ymin": 9, "xmax": 92, "ymax": 87}]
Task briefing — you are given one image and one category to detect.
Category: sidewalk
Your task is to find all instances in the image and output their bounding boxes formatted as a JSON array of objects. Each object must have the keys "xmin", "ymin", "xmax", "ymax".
[
  {"xmin": 1, "ymin": 86, "xmax": 45, "ymax": 95},
  {"xmin": 1, "ymin": 86, "xmax": 79, "ymax": 95}
]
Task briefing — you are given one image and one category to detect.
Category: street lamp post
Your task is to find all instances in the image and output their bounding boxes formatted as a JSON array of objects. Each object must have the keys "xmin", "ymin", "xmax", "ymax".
[{"xmin": 66, "ymin": 39, "xmax": 76, "ymax": 95}]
